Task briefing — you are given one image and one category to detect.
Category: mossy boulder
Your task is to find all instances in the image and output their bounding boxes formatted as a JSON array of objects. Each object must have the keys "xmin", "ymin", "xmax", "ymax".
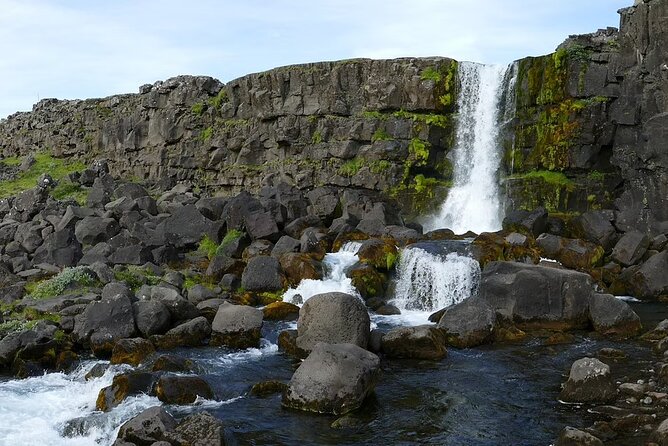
[
  {"xmin": 262, "ymin": 301, "xmax": 300, "ymax": 321},
  {"xmin": 155, "ymin": 375, "xmax": 214, "ymax": 404},
  {"xmin": 96, "ymin": 372, "xmax": 158, "ymax": 411},
  {"xmin": 110, "ymin": 338, "xmax": 155, "ymax": 367},
  {"xmin": 279, "ymin": 253, "xmax": 323, "ymax": 286},
  {"xmin": 250, "ymin": 380, "xmax": 288, "ymax": 397},
  {"xmin": 332, "ymin": 231, "xmax": 369, "ymax": 252},
  {"xmin": 356, "ymin": 239, "xmax": 398, "ymax": 271},
  {"xmin": 471, "ymin": 232, "xmax": 540, "ymax": 268},
  {"xmin": 536, "ymin": 233, "xmax": 605, "ymax": 271},
  {"xmin": 380, "ymin": 325, "xmax": 447, "ymax": 360},
  {"xmin": 348, "ymin": 264, "xmax": 386, "ymax": 299}
]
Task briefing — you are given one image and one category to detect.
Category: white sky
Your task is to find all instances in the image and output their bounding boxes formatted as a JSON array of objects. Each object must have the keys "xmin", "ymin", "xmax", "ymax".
[{"xmin": 0, "ymin": 0, "xmax": 631, "ymax": 118}]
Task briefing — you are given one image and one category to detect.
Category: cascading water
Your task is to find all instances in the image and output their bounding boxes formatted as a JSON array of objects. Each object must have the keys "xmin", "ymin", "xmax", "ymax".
[
  {"xmin": 425, "ymin": 62, "xmax": 512, "ymax": 234},
  {"xmin": 282, "ymin": 242, "xmax": 362, "ymax": 305},
  {"xmin": 392, "ymin": 244, "xmax": 481, "ymax": 313}
]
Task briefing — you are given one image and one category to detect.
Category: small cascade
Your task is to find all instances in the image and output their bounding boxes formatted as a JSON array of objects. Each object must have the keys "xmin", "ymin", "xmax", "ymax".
[
  {"xmin": 426, "ymin": 62, "xmax": 515, "ymax": 234},
  {"xmin": 282, "ymin": 242, "xmax": 362, "ymax": 305},
  {"xmin": 392, "ymin": 245, "xmax": 481, "ymax": 313}
]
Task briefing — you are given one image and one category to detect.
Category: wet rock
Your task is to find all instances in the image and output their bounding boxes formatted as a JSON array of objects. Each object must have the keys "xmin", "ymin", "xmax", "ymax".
[
  {"xmin": 186, "ymin": 284, "xmax": 218, "ymax": 305},
  {"xmin": 250, "ymin": 380, "xmax": 289, "ymax": 397},
  {"xmin": 277, "ymin": 329, "xmax": 307, "ymax": 358},
  {"xmin": 151, "ymin": 354, "xmax": 196, "ymax": 373},
  {"xmin": 437, "ymin": 298, "xmax": 497, "ymax": 348},
  {"xmin": 479, "ymin": 261, "xmax": 592, "ymax": 330},
  {"xmin": 155, "ymin": 375, "xmax": 214, "ymax": 404},
  {"xmin": 502, "ymin": 207, "xmax": 547, "ymax": 236},
  {"xmin": 262, "ymin": 301, "xmax": 300, "ymax": 321},
  {"xmin": 211, "ymin": 302, "xmax": 263, "ymax": 349},
  {"xmin": 96, "ymin": 372, "xmax": 158, "ymax": 411},
  {"xmin": 283, "ymin": 343, "xmax": 380, "ymax": 415},
  {"xmin": 356, "ymin": 239, "xmax": 398, "ymax": 271},
  {"xmin": 650, "ymin": 417, "xmax": 668, "ymax": 445},
  {"xmin": 271, "ymin": 235, "xmax": 301, "ymax": 258},
  {"xmin": 381, "ymin": 325, "xmax": 446, "ymax": 360},
  {"xmin": 279, "ymin": 252, "xmax": 323, "ymax": 286},
  {"xmin": 85, "ymin": 363, "xmax": 110, "ymax": 380},
  {"xmin": 588, "ymin": 293, "xmax": 641, "ymax": 337},
  {"xmin": 205, "ymin": 255, "xmax": 244, "ymax": 281},
  {"xmin": 611, "ymin": 230, "xmax": 650, "ymax": 266},
  {"xmin": 559, "ymin": 357, "xmax": 617, "ymax": 404},
  {"xmin": 174, "ymin": 411, "xmax": 226, "ymax": 445},
  {"xmin": 348, "ymin": 264, "xmax": 385, "ymax": 299},
  {"xmin": 240, "ymin": 256, "xmax": 284, "ymax": 292},
  {"xmin": 642, "ymin": 319, "xmax": 668, "ymax": 342},
  {"xmin": 151, "ymin": 316, "xmax": 211, "ymax": 349},
  {"xmin": 536, "ymin": 233, "xmax": 605, "ymax": 271},
  {"xmin": 115, "ymin": 406, "xmax": 177, "ymax": 445},
  {"xmin": 597, "ymin": 348, "xmax": 627, "ymax": 360},
  {"xmin": 555, "ymin": 426, "xmax": 603, "ymax": 446},
  {"xmin": 296, "ymin": 292, "xmax": 370, "ymax": 353},
  {"xmin": 110, "ymin": 338, "xmax": 155, "ymax": 366}
]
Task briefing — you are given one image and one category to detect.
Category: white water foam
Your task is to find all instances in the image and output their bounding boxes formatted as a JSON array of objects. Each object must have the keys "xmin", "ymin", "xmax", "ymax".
[
  {"xmin": 0, "ymin": 362, "xmax": 159, "ymax": 446},
  {"xmin": 282, "ymin": 242, "xmax": 362, "ymax": 305},
  {"xmin": 392, "ymin": 246, "xmax": 481, "ymax": 314},
  {"xmin": 426, "ymin": 62, "xmax": 509, "ymax": 234}
]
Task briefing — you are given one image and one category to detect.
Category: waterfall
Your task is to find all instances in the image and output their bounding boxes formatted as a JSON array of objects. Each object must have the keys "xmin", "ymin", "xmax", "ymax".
[
  {"xmin": 392, "ymin": 245, "xmax": 481, "ymax": 313},
  {"xmin": 282, "ymin": 242, "xmax": 362, "ymax": 305},
  {"xmin": 426, "ymin": 62, "xmax": 515, "ymax": 234}
]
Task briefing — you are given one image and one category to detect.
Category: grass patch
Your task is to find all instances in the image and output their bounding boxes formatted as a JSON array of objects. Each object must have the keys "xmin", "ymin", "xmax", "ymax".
[
  {"xmin": 114, "ymin": 266, "xmax": 162, "ymax": 291},
  {"xmin": 208, "ymin": 89, "xmax": 229, "ymax": 109},
  {"xmin": 199, "ymin": 230, "xmax": 244, "ymax": 260},
  {"xmin": 339, "ymin": 157, "xmax": 364, "ymax": 177},
  {"xmin": 420, "ymin": 66, "xmax": 442, "ymax": 82},
  {"xmin": 51, "ymin": 182, "xmax": 88, "ymax": 205},
  {"xmin": 0, "ymin": 156, "xmax": 21, "ymax": 166},
  {"xmin": 28, "ymin": 266, "xmax": 97, "ymax": 299},
  {"xmin": 191, "ymin": 101, "xmax": 206, "ymax": 116},
  {"xmin": 0, "ymin": 152, "xmax": 86, "ymax": 199},
  {"xmin": 200, "ymin": 126, "xmax": 214, "ymax": 142},
  {"xmin": 312, "ymin": 131, "xmax": 323, "ymax": 144},
  {"xmin": 510, "ymin": 170, "xmax": 575, "ymax": 189},
  {"xmin": 392, "ymin": 110, "xmax": 449, "ymax": 128}
]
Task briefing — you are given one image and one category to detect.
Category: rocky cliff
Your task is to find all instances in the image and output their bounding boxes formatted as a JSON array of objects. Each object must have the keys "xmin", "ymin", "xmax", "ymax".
[
  {"xmin": 0, "ymin": 58, "xmax": 459, "ymax": 219},
  {"xmin": 0, "ymin": 0, "xmax": 666, "ymax": 234},
  {"xmin": 507, "ymin": 0, "xmax": 668, "ymax": 236}
]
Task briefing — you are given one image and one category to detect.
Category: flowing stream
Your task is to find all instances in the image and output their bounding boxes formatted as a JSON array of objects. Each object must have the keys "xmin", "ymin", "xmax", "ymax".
[{"xmin": 425, "ymin": 62, "xmax": 513, "ymax": 234}]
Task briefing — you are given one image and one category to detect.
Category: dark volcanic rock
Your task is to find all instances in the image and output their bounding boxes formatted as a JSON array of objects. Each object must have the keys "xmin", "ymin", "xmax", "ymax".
[
  {"xmin": 296, "ymin": 292, "xmax": 370, "ymax": 353},
  {"xmin": 210, "ymin": 302, "xmax": 263, "ymax": 349},
  {"xmin": 283, "ymin": 343, "xmax": 380, "ymax": 415},
  {"xmin": 72, "ymin": 293, "xmax": 137, "ymax": 356},
  {"xmin": 437, "ymin": 298, "xmax": 497, "ymax": 348},
  {"xmin": 240, "ymin": 256, "xmax": 284, "ymax": 292},
  {"xmin": 155, "ymin": 375, "xmax": 214, "ymax": 404},
  {"xmin": 381, "ymin": 325, "xmax": 447, "ymax": 360},
  {"xmin": 115, "ymin": 406, "xmax": 177, "ymax": 445},
  {"xmin": 559, "ymin": 357, "xmax": 617, "ymax": 404}
]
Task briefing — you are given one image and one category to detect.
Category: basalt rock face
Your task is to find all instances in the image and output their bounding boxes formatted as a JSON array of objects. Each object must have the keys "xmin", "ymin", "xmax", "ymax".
[
  {"xmin": 0, "ymin": 59, "xmax": 459, "ymax": 219},
  {"xmin": 507, "ymin": 0, "xmax": 668, "ymax": 236}
]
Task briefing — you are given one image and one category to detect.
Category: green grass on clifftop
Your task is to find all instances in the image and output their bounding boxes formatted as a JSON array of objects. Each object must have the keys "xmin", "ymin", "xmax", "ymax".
[{"xmin": 0, "ymin": 152, "xmax": 86, "ymax": 199}]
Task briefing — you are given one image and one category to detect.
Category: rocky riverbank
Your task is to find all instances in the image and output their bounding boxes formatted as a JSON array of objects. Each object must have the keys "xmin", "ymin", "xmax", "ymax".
[{"xmin": 0, "ymin": 155, "xmax": 663, "ymax": 444}]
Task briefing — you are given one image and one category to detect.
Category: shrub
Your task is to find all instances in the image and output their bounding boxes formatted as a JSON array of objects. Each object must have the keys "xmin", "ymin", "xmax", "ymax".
[{"xmin": 28, "ymin": 266, "xmax": 96, "ymax": 299}]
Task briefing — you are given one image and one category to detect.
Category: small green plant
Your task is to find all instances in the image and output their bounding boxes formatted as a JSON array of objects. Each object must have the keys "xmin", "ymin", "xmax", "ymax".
[
  {"xmin": 312, "ymin": 131, "xmax": 323, "ymax": 144},
  {"xmin": 200, "ymin": 126, "xmax": 214, "ymax": 142},
  {"xmin": 191, "ymin": 101, "xmax": 206, "ymax": 116},
  {"xmin": 588, "ymin": 170, "xmax": 605, "ymax": 181},
  {"xmin": 421, "ymin": 66, "xmax": 442, "ymax": 82},
  {"xmin": 371, "ymin": 128, "xmax": 393, "ymax": 142},
  {"xmin": 0, "ymin": 156, "xmax": 21, "ymax": 167},
  {"xmin": 28, "ymin": 266, "xmax": 96, "ymax": 299},
  {"xmin": 408, "ymin": 138, "xmax": 430, "ymax": 166},
  {"xmin": 339, "ymin": 157, "xmax": 365, "ymax": 177},
  {"xmin": 510, "ymin": 170, "xmax": 575, "ymax": 190},
  {"xmin": 360, "ymin": 110, "xmax": 388, "ymax": 121},
  {"xmin": 199, "ymin": 230, "xmax": 245, "ymax": 260},
  {"xmin": 217, "ymin": 229, "xmax": 243, "ymax": 256},
  {"xmin": 369, "ymin": 160, "xmax": 391, "ymax": 174},
  {"xmin": 198, "ymin": 235, "xmax": 219, "ymax": 260},
  {"xmin": 208, "ymin": 89, "xmax": 229, "ymax": 109}
]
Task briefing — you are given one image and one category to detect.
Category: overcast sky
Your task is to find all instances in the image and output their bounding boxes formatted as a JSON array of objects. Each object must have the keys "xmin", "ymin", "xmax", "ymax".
[{"xmin": 0, "ymin": 0, "xmax": 630, "ymax": 118}]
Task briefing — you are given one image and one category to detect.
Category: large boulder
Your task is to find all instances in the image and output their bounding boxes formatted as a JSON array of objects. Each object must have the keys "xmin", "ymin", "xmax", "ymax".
[
  {"xmin": 502, "ymin": 207, "xmax": 547, "ymax": 236},
  {"xmin": 133, "ymin": 300, "xmax": 171, "ymax": 337},
  {"xmin": 356, "ymin": 238, "xmax": 398, "ymax": 271},
  {"xmin": 296, "ymin": 292, "xmax": 370, "ymax": 353},
  {"xmin": 157, "ymin": 204, "xmax": 217, "ymax": 248},
  {"xmin": 279, "ymin": 253, "xmax": 323, "ymax": 286},
  {"xmin": 555, "ymin": 427, "xmax": 603, "ymax": 446},
  {"xmin": 282, "ymin": 343, "xmax": 380, "ymax": 415},
  {"xmin": 211, "ymin": 302, "xmax": 263, "ymax": 348},
  {"xmin": 626, "ymin": 251, "xmax": 668, "ymax": 299},
  {"xmin": 173, "ymin": 411, "xmax": 226, "ymax": 446},
  {"xmin": 536, "ymin": 234, "xmax": 604, "ymax": 271},
  {"xmin": 155, "ymin": 375, "xmax": 214, "ymax": 404},
  {"xmin": 32, "ymin": 229, "xmax": 83, "ymax": 267},
  {"xmin": 96, "ymin": 372, "xmax": 158, "ymax": 411},
  {"xmin": 240, "ymin": 256, "xmax": 284, "ymax": 292},
  {"xmin": 115, "ymin": 406, "xmax": 177, "ymax": 445},
  {"xmin": 72, "ymin": 293, "xmax": 137, "ymax": 356},
  {"xmin": 380, "ymin": 325, "xmax": 446, "ymax": 360},
  {"xmin": 74, "ymin": 217, "xmax": 120, "ymax": 245},
  {"xmin": 572, "ymin": 211, "xmax": 617, "ymax": 251},
  {"xmin": 588, "ymin": 293, "xmax": 641, "ymax": 337},
  {"xmin": 559, "ymin": 357, "xmax": 617, "ymax": 403},
  {"xmin": 151, "ymin": 316, "xmax": 211, "ymax": 350},
  {"xmin": 437, "ymin": 298, "xmax": 497, "ymax": 348},
  {"xmin": 479, "ymin": 262, "xmax": 592, "ymax": 330},
  {"xmin": 110, "ymin": 338, "xmax": 155, "ymax": 366},
  {"xmin": 611, "ymin": 230, "xmax": 650, "ymax": 266}
]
